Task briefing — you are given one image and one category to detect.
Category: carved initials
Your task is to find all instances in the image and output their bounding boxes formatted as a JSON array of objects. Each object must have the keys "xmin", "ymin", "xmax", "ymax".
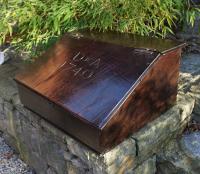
[
  {"xmin": 90, "ymin": 58, "xmax": 100, "ymax": 68},
  {"xmin": 69, "ymin": 52, "xmax": 101, "ymax": 79},
  {"xmin": 73, "ymin": 52, "xmax": 90, "ymax": 62}
]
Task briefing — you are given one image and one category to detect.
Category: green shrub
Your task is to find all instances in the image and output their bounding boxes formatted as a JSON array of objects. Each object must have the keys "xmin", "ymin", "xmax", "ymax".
[{"xmin": 0, "ymin": 0, "xmax": 199, "ymax": 56}]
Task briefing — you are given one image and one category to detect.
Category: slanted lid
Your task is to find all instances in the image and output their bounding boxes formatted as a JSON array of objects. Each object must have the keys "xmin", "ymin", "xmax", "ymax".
[{"xmin": 15, "ymin": 32, "xmax": 183, "ymax": 128}]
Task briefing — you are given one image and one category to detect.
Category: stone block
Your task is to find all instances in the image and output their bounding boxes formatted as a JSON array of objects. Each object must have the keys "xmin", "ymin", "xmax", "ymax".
[
  {"xmin": 0, "ymin": 113, "xmax": 6, "ymax": 133},
  {"xmin": 104, "ymin": 138, "xmax": 136, "ymax": 174},
  {"xmin": 0, "ymin": 97, "xmax": 3, "ymax": 111},
  {"xmin": 0, "ymin": 78, "xmax": 18, "ymax": 102},
  {"xmin": 157, "ymin": 132, "xmax": 200, "ymax": 174},
  {"xmin": 189, "ymin": 85, "xmax": 200, "ymax": 116},
  {"xmin": 4, "ymin": 101, "xmax": 13, "ymax": 112},
  {"xmin": 181, "ymin": 54, "xmax": 200, "ymax": 75},
  {"xmin": 47, "ymin": 167, "xmax": 58, "ymax": 174},
  {"xmin": 179, "ymin": 54, "xmax": 200, "ymax": 93},
  {"xmin": 132, "ymin": 156, "xmax": 156, "ymax": 174},
  {"xmin": 181, "ymin": 132, "xmax": 200, "ymax": 159},
  {"xmin": 193, "ymin": 114, "xmax": 200, "ymax": 122}
]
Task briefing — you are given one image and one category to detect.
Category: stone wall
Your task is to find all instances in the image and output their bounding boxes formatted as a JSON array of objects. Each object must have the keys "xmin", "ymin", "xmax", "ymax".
[
  {"xmin": 157, "ymin": 132, "xmax": 200, "ymax": 174},
  {"xmin": 156, "ymin": 53, "xmax": 200, "ymax": 174},
  {"xmin": 179, "ymin": 54, "xmax": 200, "ymax": 118},
  {"xmin": 0, "ymin": 50, "xmax": 199, "ymax": 174}
]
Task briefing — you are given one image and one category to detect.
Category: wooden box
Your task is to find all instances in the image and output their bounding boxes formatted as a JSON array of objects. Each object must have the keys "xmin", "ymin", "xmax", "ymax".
[{"xmin": 15, "ymin": 31, "xmax": 185, "ymax": 153}]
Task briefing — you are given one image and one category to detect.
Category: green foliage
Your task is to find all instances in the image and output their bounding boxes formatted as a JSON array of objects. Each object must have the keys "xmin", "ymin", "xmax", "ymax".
[{"xmin": 0, "ymin": 0, "xmax": 199, "ymax": 56}]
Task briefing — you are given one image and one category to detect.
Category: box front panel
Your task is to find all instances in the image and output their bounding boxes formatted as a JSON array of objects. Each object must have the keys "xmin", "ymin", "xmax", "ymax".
[{"xmin": 16, "ymin": 83, "xmax": 101, "ymax": 152}]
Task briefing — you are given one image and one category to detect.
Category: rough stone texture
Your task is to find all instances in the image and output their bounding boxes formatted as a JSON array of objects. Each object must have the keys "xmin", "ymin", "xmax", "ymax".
[
  {"xmin": 127, "ymin": 156, "xmax": 156, "ymax": 174},
  {"xmin": 156, "ymin": 52, "xmax": 200, "ymax": 174},
  {"xmin": 0, "ymin": 132, "xmax": 34, "ymax": 174},
  {"xmin": 179, "ymin": 53, "xmax": 200, "ymax": 117},
  {"xmin": 0, "ymin": 52, "xmax": 198, "ymax": 174},
  {"xmin": 156, "ymin": 132, "xmax": 200, "ymax": 174},
  {"xmin": 181, "ymin": 132, "xmax": 200, "ymax": 159},
  {"xmin": 189, "ymin": 85, "xmax": 200, "ymax": 117}
]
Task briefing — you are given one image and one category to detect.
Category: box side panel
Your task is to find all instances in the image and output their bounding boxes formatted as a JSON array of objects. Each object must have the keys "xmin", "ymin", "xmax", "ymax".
[
  {"xmin": 100, "ymin": 48, "xmax": 182, "ymax": 152},
  {"xmin": 16, "ymin": 84, "xmax": 101, "ymax": 153}
]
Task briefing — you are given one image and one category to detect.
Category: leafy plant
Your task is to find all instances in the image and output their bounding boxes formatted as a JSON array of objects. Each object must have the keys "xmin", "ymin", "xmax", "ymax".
[{"xmin": 0, "ymin": 0, "xmax": 199, "ymax": 57}]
